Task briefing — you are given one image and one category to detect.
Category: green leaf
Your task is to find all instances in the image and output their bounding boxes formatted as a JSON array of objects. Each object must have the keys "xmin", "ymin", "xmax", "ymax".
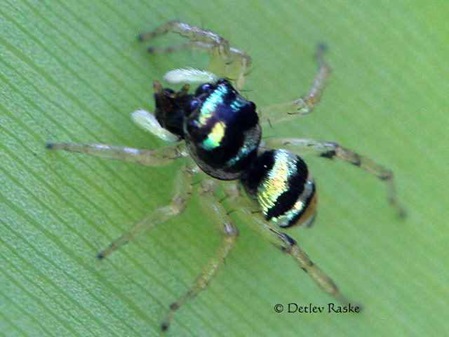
[{"xmin": 2, "ymin": 1, "xmax": 448, "ymax": 336}]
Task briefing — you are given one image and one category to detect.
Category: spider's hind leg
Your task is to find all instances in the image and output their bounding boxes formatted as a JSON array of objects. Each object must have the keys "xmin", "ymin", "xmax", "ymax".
[
  {"xmin": 238, "ymin": 206, "xmax": 355, "ymax": 306},
  {"xmin": 266, "ymin": 137, "xmax": 406, "ymax": 217}
]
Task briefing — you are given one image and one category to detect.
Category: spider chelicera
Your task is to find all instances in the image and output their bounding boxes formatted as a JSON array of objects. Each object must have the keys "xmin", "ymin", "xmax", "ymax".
[{"xmin": 46, "ymin": 21, "xmax": 405, "ymax": 332}]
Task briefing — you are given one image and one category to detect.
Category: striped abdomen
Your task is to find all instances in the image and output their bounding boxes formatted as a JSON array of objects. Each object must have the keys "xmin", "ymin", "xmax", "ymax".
[{"xmin": 241, "ymin": 149, "xmax": 317, "ymax": 228}]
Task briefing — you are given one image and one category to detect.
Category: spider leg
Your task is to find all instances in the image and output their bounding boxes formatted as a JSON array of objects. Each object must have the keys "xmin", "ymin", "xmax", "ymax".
[
  {"xmin": 223, "ymin": 186, "xmax": 352, "ymax": 304},
  {"xmin": 260, "ymin": 44, "xmax": 330, "ymax": 128},
  {"xmin": 265, "ymin": 138, "xmax": 406, "ymax": 217},
  {"xmin": 238, "ymin": 206, "xmax": 353, "ymax": 305},
  {"xmin": 144, "ymin": 41, "xmax": 198, "ymax": 54},
  {"xmin": 161, "ymin": 179, "xmax": 239, "ymax": 332},
  {"xmin": 139, "ymin": 20, "xmax": 251, "ymax": 89},
  {"xmin": 46, "ymin": 142, "xmax": 187, "ymax": 166},
  {"xmin": 97, "ymin": 165, "xmax": 194, "ymax": 259}
]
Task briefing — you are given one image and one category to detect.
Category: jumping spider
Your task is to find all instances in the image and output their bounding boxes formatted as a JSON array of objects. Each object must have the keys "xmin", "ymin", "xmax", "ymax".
[{"xmin": 46, "ymin": 21, "xmax": 405, "ymax": 332}]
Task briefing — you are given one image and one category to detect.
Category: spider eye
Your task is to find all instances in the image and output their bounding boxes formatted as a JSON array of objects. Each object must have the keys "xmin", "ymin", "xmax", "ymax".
[
  {"xmin": 216, "ymin": 78, "xmax": 229, "ymax": 86},
  {"xmin": 189, "ymin": 98, "xmax": 201, "ymax": 112},
  {"xmin": 195, "ymin": 83, "xmax": 213, "ymax": 95}
]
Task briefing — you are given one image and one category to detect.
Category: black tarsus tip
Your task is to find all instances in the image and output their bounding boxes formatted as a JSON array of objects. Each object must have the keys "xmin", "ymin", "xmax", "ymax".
[
  {"xmin": 137, "ymin": 33, "xmax": 144, "ymax": 42},
  {"xmin": 161, "ymin": 322, "xmax": 169, "ymax": 332},
  {"xmin": 96, "ymin": 252, "xmax": 105, "ymax": 260},
  {"xmin": 320, "ymin": 150, "xmax": 336, "ymax": 159},
  {"xmin": 45, "ymin": 142, "xmax": 54, "ymax": 149},
  {"xmin": 147, "ymin": 46, "xmax": 155, "ymax": 53},
  {"xmin": 169, "ymin": 302, "xmax": 179, "ymax": 311},
  {"xmin": 395, "ymin": 204, "xmax": 407, "ymax": 219},
  {"xmin": 317, "ymin": 42, "xmax": 328, "ymax": 53}
]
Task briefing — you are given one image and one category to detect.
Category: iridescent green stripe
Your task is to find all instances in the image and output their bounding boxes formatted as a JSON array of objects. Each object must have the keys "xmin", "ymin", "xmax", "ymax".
[
  {"xmin": 198, "ymin": 84, "xmax": 227, "ymax": 125},
  {"xmin": 258, "ymin": 150, "xmax": 296, "ymax": 216},
  {"xmin": 201, "ymin": 121, "xmax": 226, "ymax": 150}
]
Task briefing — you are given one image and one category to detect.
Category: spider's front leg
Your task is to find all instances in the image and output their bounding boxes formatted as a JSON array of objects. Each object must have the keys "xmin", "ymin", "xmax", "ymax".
[
  {"xmin": 45, "ymin": 142, "xmax": 186, "ymax": 166},
  {"xmin": 260, "ymin": 44, "xmax": 330, "ymax": 128},
  {"xmin": 266, "ymin": 137, "xmax": 406, "ymax": 217},
  {"xmin": 161, "ymin": 179, "xmax": 239, "ymax": 332},
  {"xmin": 138, "ymin": 20, "xmax": 252, "ymax": 89}
]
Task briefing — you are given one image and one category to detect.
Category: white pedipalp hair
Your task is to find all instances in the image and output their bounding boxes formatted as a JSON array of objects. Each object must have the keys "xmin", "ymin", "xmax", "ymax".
[
  {"xmin": 131, "ymin": 109, "xmax": 179, "ymax": 143},
  {"xmin": 163, "ymin": 68, "xmax": 219, "ymax": 84}
]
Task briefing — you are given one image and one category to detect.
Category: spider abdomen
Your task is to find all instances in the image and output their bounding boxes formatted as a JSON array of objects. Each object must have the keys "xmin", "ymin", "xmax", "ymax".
[{"xmin": 241, "ymin": 149, "xmax": 317, "ymax": 228}]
